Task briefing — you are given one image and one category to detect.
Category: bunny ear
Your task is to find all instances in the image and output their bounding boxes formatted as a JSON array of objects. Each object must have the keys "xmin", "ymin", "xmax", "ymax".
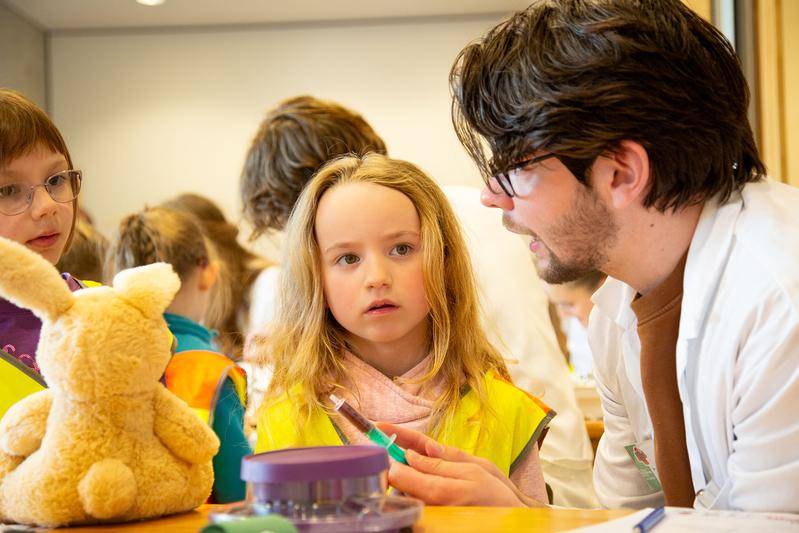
[
  {"xmin": 0, "ymin": 237, "xmax": 74, "ymax": 322},
  {"xmin": 112, "ymin": 263, "xmax": 181, "ymax": 319}
]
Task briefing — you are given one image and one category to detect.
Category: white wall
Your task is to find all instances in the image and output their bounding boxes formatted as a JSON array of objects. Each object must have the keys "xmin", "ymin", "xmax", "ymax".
[
  {"xmin": 48, "ymin": 15, "xmax": 505, "ymax": 258},
  {"xmin": 0, "ymin": 2, "xmax": 46, "ymax": 108}
]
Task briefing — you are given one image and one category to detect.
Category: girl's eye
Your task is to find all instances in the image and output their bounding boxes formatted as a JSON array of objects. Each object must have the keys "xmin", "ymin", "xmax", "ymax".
[
  {"xmin": 391, "ymin": 244, "xmax": 413, "ymax": 256},
  {"xmin": 0, "ymin": 184, "xmax": 21, "ymax": 199},
  {"xmin": 335, "ymin": 254, "xmax": 359, "ymax": 266},
  {"xmin": 46, "ymin": 173, "xmax": 67, "ymax": 187}
]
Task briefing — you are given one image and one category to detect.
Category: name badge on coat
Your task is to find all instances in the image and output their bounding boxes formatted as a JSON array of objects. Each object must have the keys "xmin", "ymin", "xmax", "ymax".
[{"xmin": 625, "ymin": 439, "xmax": 662, "ymax": 491}]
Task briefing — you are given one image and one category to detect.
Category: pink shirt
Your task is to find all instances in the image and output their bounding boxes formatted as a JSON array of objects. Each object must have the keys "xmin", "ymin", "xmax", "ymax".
[{"xmin": 332, "ymin": 351, "xmax": 547, "ymax": 502}]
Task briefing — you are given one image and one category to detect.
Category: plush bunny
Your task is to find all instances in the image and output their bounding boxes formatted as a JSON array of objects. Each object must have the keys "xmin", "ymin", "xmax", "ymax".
[{"xmin": 0, "ymin": 237, "xmax": 219, "ymax": 527}]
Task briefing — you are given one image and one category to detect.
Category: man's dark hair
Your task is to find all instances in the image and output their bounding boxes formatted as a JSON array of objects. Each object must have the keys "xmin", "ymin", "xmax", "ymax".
[
  {"xmin": 450, "ymin": 0, "xmax": 765, "ymax": 211},
  {"xmin": 240, "ymin": 95, "xmax": 387, "ymax": 237}
]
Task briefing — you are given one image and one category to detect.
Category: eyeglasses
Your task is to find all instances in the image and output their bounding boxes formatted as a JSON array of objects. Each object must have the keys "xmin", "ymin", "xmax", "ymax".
[
  {"xmin": 0, "ymin": 169, "xmax": 82, "ymax": 216},
  {"xmin": 488, "ymin": 153, "xmax": 558, "ymax": 197}
]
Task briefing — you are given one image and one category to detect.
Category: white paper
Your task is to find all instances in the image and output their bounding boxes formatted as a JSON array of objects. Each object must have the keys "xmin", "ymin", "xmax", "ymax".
[{"xmin": 568, "ymin": 507, "xmax": 799, "ymax": 532}]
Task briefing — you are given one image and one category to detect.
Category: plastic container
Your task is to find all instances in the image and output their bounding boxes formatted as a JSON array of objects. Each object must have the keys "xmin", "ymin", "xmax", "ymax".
[{"xmin": 209, "ymin": 446, "xmax": 423, "ymax": 533}]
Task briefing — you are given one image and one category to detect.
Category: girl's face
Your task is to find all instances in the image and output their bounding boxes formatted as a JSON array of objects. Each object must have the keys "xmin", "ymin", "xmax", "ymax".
[
  {"xmin": 0, "ymin": 145, "xmax": 74, "ymax": 264},
  {"xmin": 315, "ymin": 182, "xmax": 431, "ymax": 372},
  {"xmin": 542, "ymin": 281, "xmax": 595, "ymax": 328}
]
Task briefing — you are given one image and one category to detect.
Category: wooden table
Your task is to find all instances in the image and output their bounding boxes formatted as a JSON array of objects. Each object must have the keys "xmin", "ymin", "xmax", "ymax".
[
  {"xmin": 585, "ymin": 419, "xmax": 604, "ymax": 456},
  {"xmin": 46, "ymin": 505, "xmax": 633, "ymax": 532}
]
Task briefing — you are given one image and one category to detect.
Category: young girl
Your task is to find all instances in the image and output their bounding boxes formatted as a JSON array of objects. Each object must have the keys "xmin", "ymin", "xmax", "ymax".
[
  {"xmin": 0, "ymin": 88, "xmax": 84, "ymax": 417},
  {"xmin": 108, "ymin": 206, "xmax": 251, "ymax": 503},
  {"xmin": 159, "ymin": 194, "xmax": 277, "ymax": 444},
  {"xmin": 256, "ymin": 154, "xmax": 553, "ymax": 503},
  {"xmin": 159, "ymin": 193, "xmax": 273, "ymax": 359}
]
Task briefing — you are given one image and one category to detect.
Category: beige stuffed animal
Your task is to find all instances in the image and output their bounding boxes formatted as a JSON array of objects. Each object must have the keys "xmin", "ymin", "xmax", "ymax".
[{"xmin": 0, "ymin": 237, "xmax": 219, "ymax": 527}]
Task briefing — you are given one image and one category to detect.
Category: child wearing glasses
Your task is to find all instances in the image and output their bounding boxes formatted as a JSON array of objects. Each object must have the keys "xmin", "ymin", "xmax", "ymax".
[
  {"xmin": 0, "ymin": 88, "xmax": 85, "ymax": 401},
  {"xmin": 107, "ymin": 206, "xmax": 252, "ymax": 503},
  {"xmin": 254, "ymin": 153, "xmax": 552, "ymax": 505}
]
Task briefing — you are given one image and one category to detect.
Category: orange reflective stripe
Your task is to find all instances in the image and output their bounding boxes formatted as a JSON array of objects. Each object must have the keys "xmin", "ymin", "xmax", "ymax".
[
  {"xmin": 493, "ymin": 373, "xmax": 553, "ymax": 414},
  {"xmin": 226, "ymin": 367, "xmax": 248, "ymax": 407},
  {"xmin": 165, "ymin": 350, "xmax": 246, "ymax": 422}
]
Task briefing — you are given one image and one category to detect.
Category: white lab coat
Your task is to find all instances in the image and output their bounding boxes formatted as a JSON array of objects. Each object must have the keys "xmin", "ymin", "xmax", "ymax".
[
  {"xmin": 589, "ymin": 179, "xmax": 799, "ymax": 512},
  {"xmin": 444, "ymin": 185, "xmax": 598, "ymax": 508}
]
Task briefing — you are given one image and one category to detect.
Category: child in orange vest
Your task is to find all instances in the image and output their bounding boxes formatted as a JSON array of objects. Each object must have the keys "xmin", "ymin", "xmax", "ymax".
[{"xmin": 108, "ymin": 206, "xmax": 250, "ymax": 503}]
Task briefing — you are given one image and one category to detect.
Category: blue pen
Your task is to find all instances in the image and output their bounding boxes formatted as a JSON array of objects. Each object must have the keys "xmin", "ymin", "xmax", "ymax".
[{"xmin": 633, "ymin": 507, "xmax": 665, "ymax": 533}]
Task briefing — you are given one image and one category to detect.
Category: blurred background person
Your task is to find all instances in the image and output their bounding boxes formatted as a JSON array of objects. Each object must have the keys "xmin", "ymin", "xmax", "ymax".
[
  {"xmin": 108, "ymin": 206, "xmax": 251, "ymax": 503},
  {"xmin": 56, "ymin": 218, "xmax": 108, "ymax": 284},
  {"xmin": 543, "ymin": 271, "xmax": 606, "ymax": 381},
  {"xmin": 161, "ymin": 193, "xmax": 273, "ymax": 360}
]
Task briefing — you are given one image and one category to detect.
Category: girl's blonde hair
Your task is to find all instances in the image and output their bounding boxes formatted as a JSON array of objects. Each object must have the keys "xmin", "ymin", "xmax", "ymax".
[
  {"xmin": 160, "ymin": 193, "xmax": 272, "ymax": 358},
  {"xmin": 264, "ymin": 153, "xmax": 509, "ymax": 435},
  {"xmin": 108, "ymin": 206, "xmax": 227, "ymax": 327}
]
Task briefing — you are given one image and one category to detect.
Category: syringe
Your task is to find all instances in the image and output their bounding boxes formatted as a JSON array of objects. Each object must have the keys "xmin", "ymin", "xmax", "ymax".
[{"xmin": 329, "ymin": 393, "xmax": 408, "ymax": 464}]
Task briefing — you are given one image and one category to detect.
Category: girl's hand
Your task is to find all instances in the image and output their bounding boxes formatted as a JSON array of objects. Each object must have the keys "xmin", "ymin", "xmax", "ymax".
[{"xmin": 376, "ymin": 422, "xmax": 547, "ymax": 507}]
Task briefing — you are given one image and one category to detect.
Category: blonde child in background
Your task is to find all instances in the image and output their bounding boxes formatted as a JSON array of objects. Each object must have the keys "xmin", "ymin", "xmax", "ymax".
[
  {"xmin": 108, "ymin": 207, "xmax": 251, "ymax": 503},
  {"xmin": 160, "ymin": 193, "xmax": 273, "ymax": 445},
  {"xmin": 542, "ymin": 272, "xmax": 605, "ymax": 380},
  {"xmin": 256, "ymin": 153, "xmax": 552, "ymax": 506},
  {"xmin": 160, "ymin": 193, "xmax": 273, "ymax": 359},
  {"xmin": 0, "ymin": 88, "xmax": 84, "ymax": 415}
]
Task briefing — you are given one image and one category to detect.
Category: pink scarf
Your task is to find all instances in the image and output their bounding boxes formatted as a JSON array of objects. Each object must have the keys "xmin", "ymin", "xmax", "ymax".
[{"xmin": 333, "ymin": 350, "xmax": 447, "ymax": 444}]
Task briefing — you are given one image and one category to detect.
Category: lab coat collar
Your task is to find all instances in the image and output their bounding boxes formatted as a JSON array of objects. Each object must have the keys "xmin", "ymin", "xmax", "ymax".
[
  {"xmin": 590, "ymin": 191, "xmax": 744, "ymax": 410},
  {"xmin": 592, "ymin": 276, "xmax": 636, "ymax": 330},
  {"xmin": 592, "ymin": 190, "xmax": 744, "ymax": 339},
  {"xmin": 680, "ymin": 191, "xmax": 744, "ymax": 341}
]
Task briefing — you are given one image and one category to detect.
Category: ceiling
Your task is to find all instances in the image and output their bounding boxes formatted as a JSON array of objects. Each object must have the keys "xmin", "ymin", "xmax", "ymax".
[{"xmin": 3, "ymin": 0, "xmax": 531, "ymax": 31}]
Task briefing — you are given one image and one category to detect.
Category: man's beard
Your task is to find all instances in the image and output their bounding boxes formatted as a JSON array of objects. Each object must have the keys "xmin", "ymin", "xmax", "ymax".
[
  {"xmin": 532, "ymin": 187, "xmax": 616, "ymax": 284},
  {"xmin": 537, "ymin": 245, "xmax": 602, "ymax": 284}
]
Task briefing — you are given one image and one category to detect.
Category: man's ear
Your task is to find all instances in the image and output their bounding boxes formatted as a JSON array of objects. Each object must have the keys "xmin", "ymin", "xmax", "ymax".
[
  {"xmin": 198, "ymin": 260, "xmax": 219, "ymax": 292},
  {"xmin": 593, "ymin": 140, "xmax": 650, "ymax": 209}
]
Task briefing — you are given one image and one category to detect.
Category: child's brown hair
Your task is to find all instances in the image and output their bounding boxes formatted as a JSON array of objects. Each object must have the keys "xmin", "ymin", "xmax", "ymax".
[
  {"xmin": 56, "ymin": 220, "xmax": 108, "ymax": 282},
  {"xmin": 0, "ymin": 88, "xmax": 79, "ymax": 249},
  {"xmin": 160, "ymin": 193, "xmax": 271, "ymax": 357},
  {"xmin": 240, "ymin": 95, "xmax": 387, "ymax": 237},
  {"xmin": 109, "ymin": 206, "xmax": 227, "ymax": 327}
]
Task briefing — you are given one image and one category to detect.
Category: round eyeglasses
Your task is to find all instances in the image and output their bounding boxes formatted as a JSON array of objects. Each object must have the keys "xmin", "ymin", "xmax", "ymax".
[
  {"xmin": 0, "ymin": 169, "xmax": 82, "ymax": 216},
  {"xmin": 488, "ymin": 154, "xmax": 558, "ymax": 197}
]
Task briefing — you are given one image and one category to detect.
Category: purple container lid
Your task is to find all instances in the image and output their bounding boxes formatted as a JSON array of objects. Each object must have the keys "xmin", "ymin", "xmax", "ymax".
[{"xmin": 241, "ymin": 446, "xmax": 389, "ymax": 483}]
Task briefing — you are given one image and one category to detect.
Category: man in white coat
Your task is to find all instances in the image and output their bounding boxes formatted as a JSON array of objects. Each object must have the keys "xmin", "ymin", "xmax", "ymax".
[
  {"xmin": 444, "ymin": 185, "xmax": 597, "ymax": 508},
  {"xmin": 239, "ymin": 96, "xmax": 598, "ymax": 507},
  {"xmin": 382, "ymin": 0, "xmax": 799, "ymax": 513}
]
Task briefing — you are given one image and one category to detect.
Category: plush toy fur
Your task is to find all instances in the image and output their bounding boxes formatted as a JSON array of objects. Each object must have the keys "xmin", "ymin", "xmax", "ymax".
[{"xmin": 0, "ymin": 237, "xmax": 219, "ymax": 527}]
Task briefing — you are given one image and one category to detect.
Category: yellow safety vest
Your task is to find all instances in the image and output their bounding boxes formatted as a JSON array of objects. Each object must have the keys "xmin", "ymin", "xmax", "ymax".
[
  {"xmin": 164, "ymin": 350, "xmax": 247, "ymax": 426},
  {"xmin": 0, "ymin": 279, "xmax": 102, "ymax": 420},
  {"xmin": 257, "ymin": 371, "xmax": 554, "ymax": 477},
  {"xmin": 0, "ymin": 349, "xmax": 46, "ymax": 420}
]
